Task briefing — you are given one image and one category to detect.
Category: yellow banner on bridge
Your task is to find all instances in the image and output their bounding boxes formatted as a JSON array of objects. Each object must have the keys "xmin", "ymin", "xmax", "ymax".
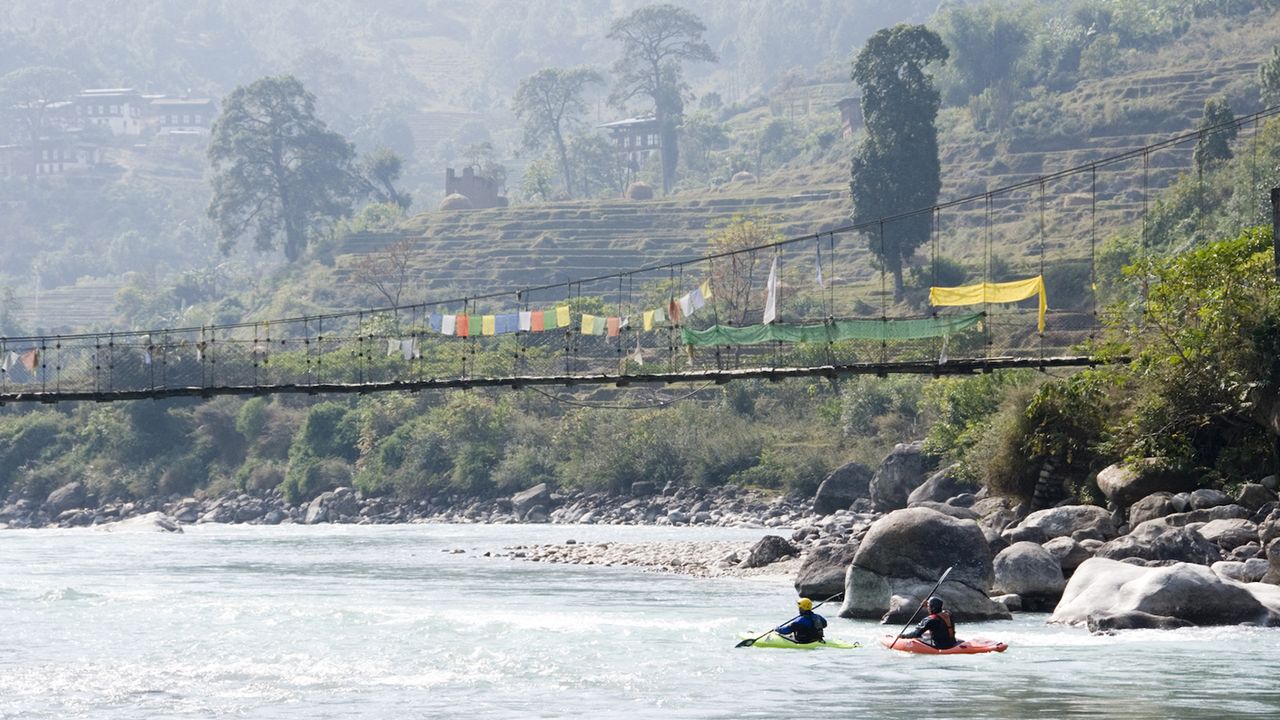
[{"xmin": 929, "ymin": 275, "xmax": 1047, "ymax": 332}]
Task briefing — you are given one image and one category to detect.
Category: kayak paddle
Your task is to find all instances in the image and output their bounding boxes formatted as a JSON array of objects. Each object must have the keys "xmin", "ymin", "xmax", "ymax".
[
  {"xmin": 736, "ymin": 591, "xmax": 842, "ymax": 648},
  {"xmin": 890, "ymin": 565, "xmax": 953, "ymax": 647}
]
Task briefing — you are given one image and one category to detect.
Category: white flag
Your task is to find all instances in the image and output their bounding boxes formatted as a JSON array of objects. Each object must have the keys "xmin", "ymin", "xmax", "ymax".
[
  {"xmin": 518, "ymin": 311, "xmax": 532, "ymax": 332},
  {"xmin": 815, "ymin": 243, "xmax": 824, "ymax": 289},
  {"xmin": 442, "ymin": 315, "xmax": 456, "ymax": 335},
  {"xmin": 763, "ymin": 255, "xmax": 779, "ymax": 324}
]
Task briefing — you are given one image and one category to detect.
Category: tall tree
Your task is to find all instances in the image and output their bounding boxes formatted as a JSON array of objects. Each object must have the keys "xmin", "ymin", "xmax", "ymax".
[
  {"xmin": 608, "ymin": 3, "xmax": 717, "ymax": 194},
  {"xmin": 361, "ymin": 148, "xmax": 412, "ymax": 210},
  {"xmin": 0, "ymin": 66, "xmax": 78, "ymax": 147},
  {"xmin": 514, "ymin": 66, "xmax": 602, "ymax": 198},
  {"xmin": 1262, "ymin": 45, "xmax": 1280, "ymax": 109},
  {"xmin": 207, "ymin": 75, "xmax": 359, "ymax": 261},
  {"xmin": 1194, "ymin": 97, "xmax": 1237, "ymax": 173},
  {"xmin": 850, "ymin": 24, "xmax": 949, "ymax": 299}
]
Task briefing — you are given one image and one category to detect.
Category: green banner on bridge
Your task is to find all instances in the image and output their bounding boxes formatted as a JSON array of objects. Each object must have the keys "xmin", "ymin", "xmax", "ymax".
[{"xmin": 680, "ymin": 312, "xmax": 983, "ymax": 346}]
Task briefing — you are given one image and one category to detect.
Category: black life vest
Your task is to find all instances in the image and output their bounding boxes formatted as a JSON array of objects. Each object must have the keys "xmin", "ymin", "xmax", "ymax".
[
  {"xmin": 793, "ymin": 612, "xmax": 826, "ymax": 643},
  {"xmin": 927, "ymin": 611, "xmax": 956, "ymax": 648}
]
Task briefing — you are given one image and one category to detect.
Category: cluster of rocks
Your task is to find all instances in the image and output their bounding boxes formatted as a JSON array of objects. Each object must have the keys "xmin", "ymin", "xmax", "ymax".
[
  {"xmin": 0, "ymin": 479, "xmax": 815, "ymax": 532},
  {"xmin": 492, "ymin": 539, "xmax": 796, "ymax": 578}
]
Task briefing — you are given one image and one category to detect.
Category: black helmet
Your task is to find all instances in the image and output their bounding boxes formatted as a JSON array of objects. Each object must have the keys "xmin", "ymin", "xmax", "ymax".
[{"xmin": 927, "ymin": 596, "xmax": 944, "ymax": 613}]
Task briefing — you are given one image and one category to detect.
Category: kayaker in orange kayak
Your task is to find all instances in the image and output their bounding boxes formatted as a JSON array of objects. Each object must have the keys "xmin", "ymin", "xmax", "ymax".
[
  {"xmin": 775, "ymin": 597, "xmax": 828, "ymax": 643},
  {"xmin": 898, "ymin": 596, "xmax": 956, "ymax": 650}
]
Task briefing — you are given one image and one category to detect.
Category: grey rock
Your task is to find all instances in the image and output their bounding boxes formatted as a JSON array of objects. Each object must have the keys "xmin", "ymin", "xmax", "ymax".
[
  {"xmin": 1001, "ymin": 525, "xmax": 1049, "ymax": 545},
  {"xmin": 991, "ymin": 593, "xmax": 1023, "ymax": 612},
  {"xmin": 909, "ymin": 501, "xmax": 979, "ymax": 521},
  {"xmin": 1189, "ymin": 489, "xmax": 1231, "ymax": 511},
  {"xmin": 851, "ymin": 507, "xmax": 995, "ymax": 591},
  {"xmin": 907, "ymin": 466, "xmax": 966, "ymax": 506},
  {"xmin": 95, "ymin": 511, "xmax": 183, "ymax": 534},
  {"xmin": 947, "ymin": 493, "xmax": 977, "ymax": 508},
  {"xmin": 1042, "ymin": 536, "xmax": 1094, "ymax": 573},
  {"xmin": 794, "ymin": 541, "xmax": 860, "ymax": 599},
  {"xmin": 740, "ymin": 535, "xmax": 798, "ymax": 568},
  {"xmin": 1096, "ymin": 461, "xmax": 1197, "ymax": 508},
  {"xmin": 1212, "ymin": 559, "xmax": 1269, "ymax": 584},
  {"xmin": 512, "ymin": 483, "xmax": 551, "ymax": 520},
  {"xmin": 1162, "ymin": 504, "xmax": 1251, "ymax": 526},
  {"xmin": 630, "ymin": 481, "xmax": 657, "ymax": 497},
  {"xmin": 840, "ymin": 565, "xmax": 1011, "ymax": 623},
  {"xmin": 1128, "ymin": 492, "xmax": 1177, "ymax": 528},
  {"xmin": 1262, "ymin": 475, "xmax": 1280, "ymax": 492},
  {"xmin": 1095, "ymin": 519, "xmax": 1221, "ymax": 565},
  {"xmin": 1052, "ymin": 558, "xmax": 1280, "ymax": 627},
  {"xmin": 1266, "ymin": 539, "xmax": 1280, "ymax": 585},
  {"xmin": 666, "ymin": 510, "xmax": 689, "ymax": 525},
  {"xmin": 1260, "ymin": 510, "xmax": 1280, "ymax": 548},
  {"xmin": 46, "ymin": 482, "xmax": 86, "ymax": 514},
  {"xmin": 304, "ymin": 493, "xmax": 331, "ymax": 524},
  {"xmin": 1017, "ymin": 505, "xmax": 1118, "ymax": 542},
  {"xmin": 812, "ymin": 461, "xmax": 873, "ymax": 515},
  {"xmin": 868, "ymin": 441, "xmax": 930, "ymax": 512},
  {"xmin": 1235, "ymin": 483, "xmax": 1276, "ymax": 513},
  {"xmin": 992, "ymin": 541, "xmax": 1066, "ymax": 603},
  {"xmin": 1087, "ymin": 611, "xmax": 1195, "ymax": 633},
  {"xmin": 1197, "ymin": 518, "xmax": 1258, "ymax": 550}
]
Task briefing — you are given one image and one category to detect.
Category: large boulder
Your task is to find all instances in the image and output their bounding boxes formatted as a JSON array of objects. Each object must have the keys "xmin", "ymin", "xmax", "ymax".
[
  {"xmin": 1095, "ymin": 519, "xmax": 1221, "ymax": 565},
  {"xmin": 739, "ymin": 535, "xmax": 798, "ymax": 569},
  {"xmin": 512, "ymin": 483, "xmax": 552, "ymax": 520},
  {"xmin": 907, "ymin": 466, "xmax": 966, "ymax": 506},
  {"xmin": 304, "ymin": 493, "xmax": 331, "ymax": 524},
  {"xmin": 1095, "ymin": 461, "xmax": 1196, "ymax": 508},
  {"xmin": 1162, "ymin": 504, "xmax": 1251, "ymax": 527},
  {"xmin": 1016, "ymin": 505, "xmax": 1118, "ymax": 542},
  {"xmin": 1197, "ymin": 518, "xmax": 1258, "ymax": 550},
  {"xmin": 868, "ymin": 441, "xmax": 930, "ymax": 512},
  {"xmin": 1042, "ymin": 536, "xmax": 1094, "ymax": 574},
  {"xmin": 46, "ymin": 482, "xmax": 86, "ymax": 514},
  {"xmin": 1234, "ymin": 483, "xmax": 1276, "ymax": 513},
  {"xmin": 1051, "ymin": 558, "xmax": 1280, "ymax": 627},
  {"xmin": 839, "ymin": 507, "xmax": 1009, "ymax": 622},
  {"xmin": 1128, "ymin": 492, "xmax": 1178, "ymax": 528},
  {"xmin": 1266, "ymin": 539, "xmax": 1280, "ymax": 585},
  {"xmin": 992, "ymin": 542, "xmax": 1066, "ymax": 608},
  {"xmin": 95, "ymin": 511, "xmax": 182, "ymax": 534},
  {"xmin": 1188, "ymin": 488, "xmax": 1231, "ymax": 510},
  {"xmin": 812, "ymin": 461, "xmax": 873, "ymax": 515},
  {"xmin": 794, "ymin": 541, "xmax": 859, "ymax": 599}
]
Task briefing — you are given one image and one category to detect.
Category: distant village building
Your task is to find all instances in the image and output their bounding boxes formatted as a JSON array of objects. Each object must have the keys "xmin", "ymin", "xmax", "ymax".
[
  {"xmin": 35, "ymin": 136, "xmax": 101, "ymax": 176},
  {"xmin": 600, "ymin": 117, "xmax": 661, "ymax": 175},
  {"xmin": 147, "ymin": 97, "xmax": 217, "ymax": 136},
  {"xmin": 443, "ymin": 167, "xmax": 507, "ymax": 209},
  {"xmin": 0, "ymin": 144, "xmax": 30, "ymax": 180},
  {"xmin": 837, "ymin": 96, "xmax": 864, "ymax": 138},
  {"xmin": 75, "ymin": 89, "xmax": 147, "ymax": 136}
]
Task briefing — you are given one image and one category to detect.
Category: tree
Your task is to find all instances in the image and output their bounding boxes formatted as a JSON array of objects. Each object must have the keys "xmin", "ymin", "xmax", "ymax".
[
  {"xmin": 1262, "ymin": 45, "xmax": 1280, "ymax": 109},
  {"xmin": 0, "ymin": 66, "xmax": 78, "ymax": 147},
  {"xmin": 934, "ymin": 3, "xmax": 1029, "ymax": 105},
  {"xmin": 566, "ymin": 133, "xmax": 627, "ymax": 198},
  {"xmin": 207, "ymin": 75, "xmax": 359, "ymax": 261},
  {"xmin": 514, "ymin": 66, "xmax": 602, "ymax": 198},
  {"xmin": 850, "ymin": 25, "xmax": 949, "ymax": 299},
  {"xmin": 608, "ymin": 3, "xmax": 717, "ymax": 194},
  {"xmin": 361, "ymin": 148, "xmax": 412, "ymax": 210},
  {"xmin": 350, "ymin": 236, "xmax": 415, "ymax": 308},
  {"xmin": 1194, "ymin": 97, "xmax": 1237, "ymax": 173},
  {"xmin": 706, "ymin": 215, "xmax": 783, "ymax": 326}
]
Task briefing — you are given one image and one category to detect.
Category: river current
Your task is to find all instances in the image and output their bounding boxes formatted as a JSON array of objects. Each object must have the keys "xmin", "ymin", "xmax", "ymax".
[{"xmin": 2, "ymin": 523, "xmax": 1278, "ymax": 719}]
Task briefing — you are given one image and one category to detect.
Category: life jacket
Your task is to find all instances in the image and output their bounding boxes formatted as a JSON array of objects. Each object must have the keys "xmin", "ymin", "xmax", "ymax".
[
  {"xmin": 792, "ymin": 611, "xmax": 826, "ymax": 643},
  {"xmin": 927, "ymin": 611, "xmax": 956, "ymax": 647}
]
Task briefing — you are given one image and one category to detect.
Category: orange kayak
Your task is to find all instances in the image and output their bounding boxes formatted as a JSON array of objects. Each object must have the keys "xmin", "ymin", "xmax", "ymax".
[{"xmin": 880, "ymin": 636, "xmax": 1008, "ymax": 654}]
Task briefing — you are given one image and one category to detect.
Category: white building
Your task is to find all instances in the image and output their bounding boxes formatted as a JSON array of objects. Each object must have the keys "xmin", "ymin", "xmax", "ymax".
[
  {"xmin": 75, "ymin": 88, "xmax": 146, "ymax": 137},
  {"xmin": 147, "ymin": 97, "xmax": 216, "ymax": 136}
]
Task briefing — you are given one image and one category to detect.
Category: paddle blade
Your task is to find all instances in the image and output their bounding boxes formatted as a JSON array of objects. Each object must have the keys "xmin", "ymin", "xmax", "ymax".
[{"xmin": 735, "ymin": 638, "xmax": 757, "ymax": 648}]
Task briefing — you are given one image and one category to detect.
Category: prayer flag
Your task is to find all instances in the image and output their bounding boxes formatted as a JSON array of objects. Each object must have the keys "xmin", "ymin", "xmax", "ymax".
[
  {"xmin": 429, "ymin": 314, "xmax": 443, "ymax": 333},
  {"xmin": 456, "ymin": 314, "xmax": 469, "ymax": 337},
  {"xmin": 929, "ymin": 275, "xmax": 1048, "ymax": 332},
  {"xmin": 387, "ymin": 339, "xmax": 399, "ymax": 357},
  {"xmin": 643, "ymin": 310, "xmax": 654, "ymax": 331},
  {"xmin": 20, "ymin": 349, "xmax": 37, "ymax": 372},
  {"xmin": 593, "ymin": 315, "xmax": 607, "ymax": 335},
  {"xmin": 690, "ymin": 288, "xmax": 706, "ymax": 312},
  {"xmin": 497, "ymin": 314, "xmax": 519, "ymax": 334},
  {"xmin": 763, "ymin": 255, "xmax": 779, "ymax": 324},
  {"xmin": 144, "ymin": 349, "xmax": 153, "ymax": 366},
  {"xmin": 0, "ymin": 351, "xmax": 14, "ymax": 372},
  {"xmin": 442, "ymin": 314, "xmax": 457, "ymax": 335},
  {"xmin": 531, "ymin": 310, "xmax": 545, "ymax": 332},
  {"xmin": 519, "ymin": 311, "xmax": 532, "ymax": 332},
  {"xmin": 700, "ymin": 280, "xmax": 712, "ymax": 301},
  {"xmin": 401, "ymin": 338, "xmax": 416, "ymax": 360},
  {"xmin": 668, "ymin": 299, "xmax": 681, "ymax": 324},
  {"xmin": 556, "ymin": 305, "xmax": 570, "ymax": 328},
  {"xmin": 678, "ymin": 291, "xmax": 694, "ymax": 318},
  {"xmin": 607, "ymin": 317, "xmax": 620, "ymax": 337},
  {"xmin": 482, "ymin": 315, "xmax": 496, "ymax": 336},
  {"xmin": 815, "ymin": 242, "xmax": 824, "ymax": 289},
  {"xmin": 469, "ymin": 315, "xmax": 483, "ymax": 337},
  {"xmin": 581, "ymin": 313, "xmax": 598, "ymax": 335},
  {"xmin": 653, "ymin": 306, "xmax": 666, "ymax": 324}
]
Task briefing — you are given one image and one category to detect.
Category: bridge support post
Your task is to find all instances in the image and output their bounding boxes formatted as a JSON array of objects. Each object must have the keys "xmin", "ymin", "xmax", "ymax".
[{"xmin": 1272, "ymin": 187, "xmax": 1280, "ymax": 282}]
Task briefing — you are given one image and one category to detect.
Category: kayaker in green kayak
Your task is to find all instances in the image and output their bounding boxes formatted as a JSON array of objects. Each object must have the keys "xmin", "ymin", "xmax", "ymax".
[
  {"xmin": 775, "ymin": 597, "xmax": 828, "ymax": 644},
  {"xmin": 898, "ymin": 596, "xmax": 957, "ymax": 650}
]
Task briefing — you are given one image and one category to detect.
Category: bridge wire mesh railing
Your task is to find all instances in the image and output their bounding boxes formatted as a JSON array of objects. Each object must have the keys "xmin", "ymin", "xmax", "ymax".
[{"xmin": 3, "ymin": 107, "xmax": 1278, "ymax": 401}]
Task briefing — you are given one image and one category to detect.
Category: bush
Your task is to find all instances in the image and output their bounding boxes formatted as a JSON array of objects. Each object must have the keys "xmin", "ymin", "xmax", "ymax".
[{"xmin": 282, "ymin": 457, "xmax": 353, "ymax": 503}]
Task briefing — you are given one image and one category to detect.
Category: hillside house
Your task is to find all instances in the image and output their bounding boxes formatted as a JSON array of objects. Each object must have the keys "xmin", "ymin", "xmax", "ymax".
[
  {"xmin": 148, "ymin": 97, "xmax": 216, "ymax": 135},
  {"xmin": 837, "ymin": 96, "xmax": 864, "ymax": 137},
  {"xmin": 0, "ymin": 144, "xmax": 30, "ymax": 180},
  {"xmin": 35, "ymin": 136, "xmax": 101, "ymax": 176},
  {"xmin": 75, "ymin": 88, "xmax": 146, "ymax": 136},
  {"xmin": 444, "ymin": 166, "xmax": 507, "ymax": 209},
  {"xmin": 600, "ymin": 116, "xmax": 661, "ymax": 173}
]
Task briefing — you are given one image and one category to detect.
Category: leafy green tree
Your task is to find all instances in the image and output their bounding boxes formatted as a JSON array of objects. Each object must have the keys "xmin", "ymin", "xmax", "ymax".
[
  {"xmin": 566, "ymin": 133, "xmax": 627, "ymax": 197},
  {"xmin": 1194, "ymin": 97, "xmax": 1237, "ymax": 173},
  {"xmin": 207, "ymin": 75, "xmax": 360, "ymax": 261},
  {"xmin": 850, "ymin": 24, "xmax": 949, "ymax": 298},
  {"xmin": 933, "ymin": 2, "xmax": 1029, "ymax": 105},
  {"xmin": 608, "ymin": 3, "xmax": 717, "ymax": 194},
  {"xmin": 514, "ymin": 66, "xmax": 602, "ymax": 197}
]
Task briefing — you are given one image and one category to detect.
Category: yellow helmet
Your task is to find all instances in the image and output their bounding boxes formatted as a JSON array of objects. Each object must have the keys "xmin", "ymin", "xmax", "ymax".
[{"xmin": 797, "ymin": 598, "xmax": 814, "ymax": 611}]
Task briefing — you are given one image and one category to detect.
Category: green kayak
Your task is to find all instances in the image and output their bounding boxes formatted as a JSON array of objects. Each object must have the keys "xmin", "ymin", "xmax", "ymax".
[{"xmin": 739, "ymin": 632, "xmax": 861, "ymax": 650}]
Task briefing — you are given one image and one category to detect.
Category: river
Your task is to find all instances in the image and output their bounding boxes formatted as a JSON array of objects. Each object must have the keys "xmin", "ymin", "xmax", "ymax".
[{"xmin": 2, "ymin": 523, "xmax": 1278, "ymax": 719}]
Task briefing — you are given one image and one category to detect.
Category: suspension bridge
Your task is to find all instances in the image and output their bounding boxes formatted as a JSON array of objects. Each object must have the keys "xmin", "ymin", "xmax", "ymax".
[{"xmin": 3, "ymin": 107, "xmax": 1277, "ymax": 405}]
